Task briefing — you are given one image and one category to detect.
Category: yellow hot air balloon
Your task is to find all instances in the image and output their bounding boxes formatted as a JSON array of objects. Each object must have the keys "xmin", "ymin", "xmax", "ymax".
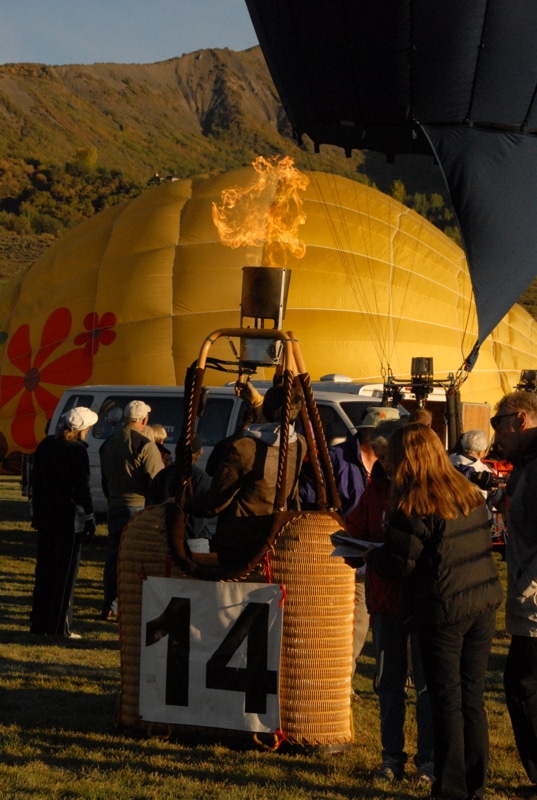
[{"xmin": 0, "ymin": 166, "xmax": 536, "ymax": 472}]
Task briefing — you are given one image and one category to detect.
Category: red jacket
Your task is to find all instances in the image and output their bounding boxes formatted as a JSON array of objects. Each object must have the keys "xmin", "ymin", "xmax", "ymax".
[{"xmin": 346, "ymin": 461, "xmax": 400, "ymax": 616}]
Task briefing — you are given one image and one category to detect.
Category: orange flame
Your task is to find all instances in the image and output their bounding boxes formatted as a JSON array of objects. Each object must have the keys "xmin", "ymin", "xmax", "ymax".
[{"xmin": 212, "ymin": 155, "xmax": 309, "ymax": 266}]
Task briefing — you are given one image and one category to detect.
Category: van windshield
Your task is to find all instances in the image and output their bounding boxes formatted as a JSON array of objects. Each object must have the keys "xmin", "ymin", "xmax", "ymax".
[
  {"xmin": 89, "ymin": 395, "xmax": 235, "ymax": 450},
  {"xmin": 340, "ymin": 400, "xmax": 379, "ymax": 428}
]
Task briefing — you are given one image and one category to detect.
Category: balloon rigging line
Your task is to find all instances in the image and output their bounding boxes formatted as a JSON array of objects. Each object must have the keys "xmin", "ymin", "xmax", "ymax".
[
  {"xmin": 307, "ymin": 166, "xmax": 480, "ymax": 385},
  {"xmin": 305, "ymin": 169, "xmax": 395, "ymax": 371},
  {"xmin": 306, "ymin": 167, "xmax": 461, "ymax": 378}
]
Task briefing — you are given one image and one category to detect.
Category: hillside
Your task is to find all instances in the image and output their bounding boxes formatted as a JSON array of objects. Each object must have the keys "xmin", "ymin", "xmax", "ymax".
[
  {"xmin": 0, "ymin": 48, "xmax": 367, "ymax": 183},
  {"xmin": 0, "ymin": 46, "xmax": 535, "ymax": 317}
]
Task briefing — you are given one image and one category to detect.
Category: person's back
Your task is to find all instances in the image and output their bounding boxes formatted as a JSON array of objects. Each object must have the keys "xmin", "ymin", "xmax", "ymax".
[
  {"xmin": 32, "ymin": 435, "xmax": 92, "ymax": 530},
  {"xmin": 30, "ymin": 406, "xmax": 97, "ymax": 638},
  {"xmin": 100, "ymin": 424, "xmax": 163, "ymax": 506},
  {"xmin": 186, "ymin": 385, "xmax": 306, "ymax": 568},
  {"xmin": 98, "ymin": 399, "xmax": 163, "ymax": 620},
  {"xmin": 216, "ymin": 425, "xmax": 303, "ymax": 516},
  {"xmin": 365, "ymin": 423, "xmax": 502, "ymax": 800}
]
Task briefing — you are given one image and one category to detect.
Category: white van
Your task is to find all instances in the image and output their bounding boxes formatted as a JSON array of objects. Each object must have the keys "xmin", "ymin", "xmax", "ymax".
[{"xmin": 39, "ymin": 383, "xmax": 389, "ymax": 515}]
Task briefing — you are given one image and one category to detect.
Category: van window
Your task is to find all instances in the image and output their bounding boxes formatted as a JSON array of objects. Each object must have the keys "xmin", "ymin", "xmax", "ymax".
[
  {"xmin": 51, "ymin": 392, "xmax": 95, "ymax": 433},
  {"xmin": 89, "ymin": 394, "xmax": 236, "ymax": 451},
  {"xmin": 340, "ymin": 400, "xmax": 376, "ymax": 428},
  {"xmin": 197, "ymin": 398, "xmax": 236, "ymax": 446},
  {"xmin": 315, "ymin": 404, "xmax": 350, "ymax": 447},
  {"xmin": 91, "ymin": 396, "xmax": 186, "ymax": 443}
]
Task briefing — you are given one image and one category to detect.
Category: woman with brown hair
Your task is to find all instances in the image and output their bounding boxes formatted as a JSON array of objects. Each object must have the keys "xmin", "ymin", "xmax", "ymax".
[{"xmin": 365, "ymin": 423, "xmax": 502, "ymax": 800}]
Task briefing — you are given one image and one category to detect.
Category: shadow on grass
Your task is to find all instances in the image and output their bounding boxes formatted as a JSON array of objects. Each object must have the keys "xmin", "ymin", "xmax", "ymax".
[
  {"xmin": 0, "ymin": 721, "xmax": 420, "ymax": 800},
  {"xmin": 0, "ymin": 479, "xmax": 521, "ymax": 799},
  {"xmin": 0, "ymin": 680, "xmax": 118, "ymax": 733}
]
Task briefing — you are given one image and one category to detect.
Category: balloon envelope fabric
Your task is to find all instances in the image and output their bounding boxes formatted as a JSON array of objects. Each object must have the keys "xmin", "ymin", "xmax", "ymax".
[
  {"xmin": 245, "ymin": 0, "xmax": 537, "ymax": 345},
  {"xmin": 0, "ymin": 167, "xmax": 536, "ymax": 468}
]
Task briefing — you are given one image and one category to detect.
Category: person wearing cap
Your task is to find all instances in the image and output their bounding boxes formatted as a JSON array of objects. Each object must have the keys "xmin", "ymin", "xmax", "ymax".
[
  {"xmin": 29, "ymin": 406, "xmax": 98, "ymax": 639},
  {"xmin": 329, "ymin": 406, "xmax": 402, "ymax": 517},
  {"xmin": 300, "ymin": 406, "xmax": 399, "ymax": 700},
  {"xmin": 319, "ymin": 405, "xmax": 401, "ymax": 697},
  {"xmin": 99, "ymin": 399, "xmax": 164, "ymax": 620}
]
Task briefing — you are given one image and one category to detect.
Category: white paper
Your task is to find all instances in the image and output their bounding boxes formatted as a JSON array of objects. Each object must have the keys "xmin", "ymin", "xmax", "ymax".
[{"xmin": 139, "ymin": 577, "xmax": 283, "ymax": 733}]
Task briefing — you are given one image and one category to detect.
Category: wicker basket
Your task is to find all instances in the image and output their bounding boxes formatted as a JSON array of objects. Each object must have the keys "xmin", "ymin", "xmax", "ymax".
[{"xmin": 116, "ymin": 503, "xmax": 355, "ymax": 748}]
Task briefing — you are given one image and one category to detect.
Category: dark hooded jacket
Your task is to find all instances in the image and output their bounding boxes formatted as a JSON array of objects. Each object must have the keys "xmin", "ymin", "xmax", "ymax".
[
  {"xmin": 186, "ymin": 421, "xmax": 306, "ymax": 568},
  {"xmin": 31, "ymin": 435, "xmax": 93, "ymax": 530},
  {"xmin": 367, "ymin": 502, "xmax": 502, "ymax": 630}
]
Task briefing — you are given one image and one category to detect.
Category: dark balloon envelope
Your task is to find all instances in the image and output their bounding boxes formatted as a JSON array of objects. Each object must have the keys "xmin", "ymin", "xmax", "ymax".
[{"xmin": 245, "ymin": 0, "xmax": 537, "ymax": 353}]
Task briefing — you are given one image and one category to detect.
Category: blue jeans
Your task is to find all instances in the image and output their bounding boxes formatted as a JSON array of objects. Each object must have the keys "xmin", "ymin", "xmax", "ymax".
[
  {"xmin": 103, "ymin": 505, "xmax": 142, "ymax": 612},
  {"xmin": 504, "ymin": 634, "xmax": 537, "ymax": 784},
  {"xmin": 418, "ymin": 610, "xmax": 496, "ymax": 800},
  {"xmin": 353, "ymin": 575, "xmax": 369, "ymax": 665},
  {"xmin": 371, "ymin": 613, "xmax": 433, "ymax": 768}
]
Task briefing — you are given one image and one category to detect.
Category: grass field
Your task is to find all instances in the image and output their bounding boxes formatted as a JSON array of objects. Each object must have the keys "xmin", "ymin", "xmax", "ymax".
[{"xmin": 0, "ymin": 474, "xmax": 529, "ymax": 799}]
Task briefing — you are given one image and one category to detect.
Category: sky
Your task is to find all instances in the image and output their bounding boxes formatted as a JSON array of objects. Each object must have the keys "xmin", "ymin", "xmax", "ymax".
[{"xmin": 0, "ymin": 0, "xmax": 259, "ymax": 66}]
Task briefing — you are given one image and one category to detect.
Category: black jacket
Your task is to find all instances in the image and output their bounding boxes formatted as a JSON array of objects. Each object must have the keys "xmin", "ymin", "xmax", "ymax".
[
  {"xmin": 31, "ymin": 435, "xmax": 93, "ymax": 530},
  {"xmin": 368, "ymin": 502, "xmax": 502, "ymax": 629},
  {"xmin": 146, "ymin": 463, "xmax": 212, "ymax": 539}
]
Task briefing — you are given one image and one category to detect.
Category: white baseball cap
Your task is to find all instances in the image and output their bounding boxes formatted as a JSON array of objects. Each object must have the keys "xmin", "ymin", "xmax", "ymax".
[
  {"xmin": 357, "ymin": 406, "xmax": 401, "ymax": 429},
  {"xmin": 65, "ymin": 407, "xmax": 99, "ymax": 431},
  {"xmin": 124, "ymin": 400, "xmax": 152, "ymax": 422}
]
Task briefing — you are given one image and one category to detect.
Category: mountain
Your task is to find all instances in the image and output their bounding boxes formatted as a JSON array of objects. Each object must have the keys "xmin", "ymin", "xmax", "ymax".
[
  {"xmin": 0, "ymin": 46, "xmax": 535, "ymax": 320},
  {"xmin": 0, "ymin": 46, "xmax": 452, "ymax": 192},
  {"xmin": 0, "ymin": 48, "xmax": 349, "ymax": 181}
]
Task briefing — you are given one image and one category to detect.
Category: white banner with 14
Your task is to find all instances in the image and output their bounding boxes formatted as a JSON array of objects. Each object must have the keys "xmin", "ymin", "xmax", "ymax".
[{"xmin": 139, "ymin": 577, "xmax": 284, "ymax": 732}]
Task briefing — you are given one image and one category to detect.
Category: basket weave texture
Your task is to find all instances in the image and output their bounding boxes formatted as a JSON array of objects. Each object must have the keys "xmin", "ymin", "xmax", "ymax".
[{"xmin": 117, "ymin": 504, "xmax": 355, "ymax": 746}]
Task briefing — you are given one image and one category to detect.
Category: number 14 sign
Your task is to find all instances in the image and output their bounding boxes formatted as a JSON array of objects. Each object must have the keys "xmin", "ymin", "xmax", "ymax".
[{"xmin": 139, "ymin": 577, "xmax": 284, "ymax": 732}]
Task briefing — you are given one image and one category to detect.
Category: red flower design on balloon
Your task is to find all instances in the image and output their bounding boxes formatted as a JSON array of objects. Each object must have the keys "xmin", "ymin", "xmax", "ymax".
[
  {"xmin": 74, "ymin": 311, "xmax": 116, "ymax": 357},
  {"xmin": 0, "ymin": 307, "xmax": 116, "ymax": 449}
]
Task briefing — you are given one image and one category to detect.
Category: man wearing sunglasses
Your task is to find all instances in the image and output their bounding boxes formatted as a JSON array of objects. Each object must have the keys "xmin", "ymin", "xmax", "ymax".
[{"xmin": 491, "ymin": 391, "xmax": 537, "ymax": 800}]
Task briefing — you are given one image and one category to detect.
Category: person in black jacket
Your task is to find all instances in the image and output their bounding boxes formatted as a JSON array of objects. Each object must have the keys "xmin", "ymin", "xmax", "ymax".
[
  {"xmin": 365, "ymin": 423, "xmax": 502, "ymax": 800},
  {"xmin": 30, "ymin": 406, "xmax": 98, "ymax": 639},
  {"xmin": 146, "ymin": 434, "xmax": 212, "ymax": 552}
]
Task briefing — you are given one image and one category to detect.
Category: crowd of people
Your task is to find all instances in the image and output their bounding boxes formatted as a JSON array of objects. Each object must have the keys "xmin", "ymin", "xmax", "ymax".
[{"xmin": 27, "ymin": 384, "xmax": 537, "ymax": 800}]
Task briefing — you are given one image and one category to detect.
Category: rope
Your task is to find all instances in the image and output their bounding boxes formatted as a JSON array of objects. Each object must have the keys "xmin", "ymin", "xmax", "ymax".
[
  {"xmin": 298, "ymin": 394, "xmax": 327, "ymax": 509},
  {"xmin": 298, "ymin": 372, "xmax": 342, "ymax": 511},
  {"xmin": 273, "ymin": 370, "xmax": 293, "ymax": 512}
]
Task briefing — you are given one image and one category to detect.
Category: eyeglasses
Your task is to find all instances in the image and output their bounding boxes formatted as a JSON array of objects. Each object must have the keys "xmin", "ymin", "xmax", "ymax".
[{"xmin": 490, "ymin": 412, "xmax": 519, "ymax": 431}]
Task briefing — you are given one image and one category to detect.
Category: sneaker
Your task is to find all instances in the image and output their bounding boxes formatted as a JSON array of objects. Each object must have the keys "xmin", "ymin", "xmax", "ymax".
[
  {"xmin": 65, "ymin": 632, "xmax": 82, "ymax": 640},
  {"xmin": 373, "ymin": 761, "xmax": 405, "ymax": 781},
  {"xmin": 100, "ymin": 608, "xmax": 118, "ymax": 621},
  {"xmin": 417, "ymin": 762, "xmax": 436, "ymax": 785}
]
